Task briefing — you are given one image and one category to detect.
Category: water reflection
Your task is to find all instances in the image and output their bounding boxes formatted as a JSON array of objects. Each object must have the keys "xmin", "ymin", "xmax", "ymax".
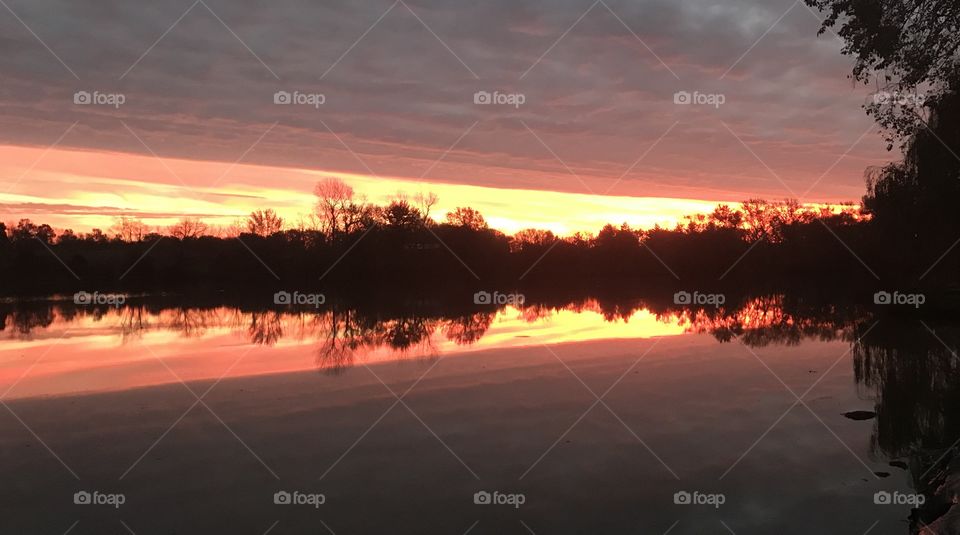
[
  {"xmin": 0, "ymin": 298, "xmax": 687, "ymax": 398},
  {"xmin": 1, "ymin": 293, "xmax": 866, "ymax": 349},
  {"xmin": 0, "ymin": 295, "xmax": 869, "ymax": 386},
  {"xmin": 0, "ymin": 295, "xmax": 958, "ymax": 532},
  {"xmin": 848, "ymin": 320, "xmax": 960, "ymax": 533},
  {"xmin": 0, "ymin": 298, "xmax": 954, "ymax": 445},
  {"xmin": 669, "ymin": 294, "xmax": 861, "ymax": 346}
]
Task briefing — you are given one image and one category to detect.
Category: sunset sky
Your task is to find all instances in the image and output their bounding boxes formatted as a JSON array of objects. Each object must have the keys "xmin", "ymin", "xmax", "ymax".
[{"xmin": 0, "ymin": 0, "xmax": 894, "ymax": 235}]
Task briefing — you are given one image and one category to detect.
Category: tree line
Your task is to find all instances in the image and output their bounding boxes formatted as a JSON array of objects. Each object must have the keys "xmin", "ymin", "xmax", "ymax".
[{"xmin": 0, "ymin": 175, "xmax": 947, "ymax": 294}]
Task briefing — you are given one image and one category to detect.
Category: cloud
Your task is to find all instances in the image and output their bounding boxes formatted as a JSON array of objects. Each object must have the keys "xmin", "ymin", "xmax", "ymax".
[
  {"xmin": 0, "ymin": 0, "xmax": 893, "ymax": 202},
  {"xmin": 0, "ymin": 200, "xmax": 225, "ymax": 219}
]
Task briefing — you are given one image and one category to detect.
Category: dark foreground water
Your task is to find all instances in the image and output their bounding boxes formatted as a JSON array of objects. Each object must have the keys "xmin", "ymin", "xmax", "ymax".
[{"xmin": 0, "ymin": 296, "xmax": 955, "ymax": 534}]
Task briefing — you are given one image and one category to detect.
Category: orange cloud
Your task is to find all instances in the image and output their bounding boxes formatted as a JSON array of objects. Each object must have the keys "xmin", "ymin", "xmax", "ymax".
[{"xmin": 0, "ymin": 144, "xmax": 758, "ymax": 236}]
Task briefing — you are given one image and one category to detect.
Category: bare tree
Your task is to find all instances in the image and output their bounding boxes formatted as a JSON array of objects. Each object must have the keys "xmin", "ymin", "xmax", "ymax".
[
  {"xmin": 247, "ymin": 209, "xmax": 284, "ymax": 236},
  {"xmin": 313, "ymin": 177, "xmax": 355, "ymax": 237},
  {"xmin": 221, "ymin": 218, "xmax": 245, "ymax": 238},
  {"xmin": 168, "ymin": 217, "xmax": 208, "ymax": 239},
  {"xmin": 111, "ymin": 216, "xmax": 150, "ymax": 242},
  {"xmin": 414, "ymin": 192, "xmax": 439, "ymax": 224},
  {"xmin": 313, "ymin": 177, "xmax": 379, "ymax": 238}
]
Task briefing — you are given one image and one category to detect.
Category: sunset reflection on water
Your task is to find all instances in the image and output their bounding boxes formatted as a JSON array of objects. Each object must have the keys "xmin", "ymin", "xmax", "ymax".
[{"xmin": 0, "ymin": 301, "xmax": 690, "ymax": 399}]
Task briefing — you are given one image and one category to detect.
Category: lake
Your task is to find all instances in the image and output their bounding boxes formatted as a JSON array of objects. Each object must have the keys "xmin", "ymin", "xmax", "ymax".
[{"xmin": 0, "ymin": 295, "xmax": 953, "ymax": 534}]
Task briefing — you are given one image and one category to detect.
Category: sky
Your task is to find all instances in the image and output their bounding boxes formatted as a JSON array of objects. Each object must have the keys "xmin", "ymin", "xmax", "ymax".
[{"xmin": 0, "ymin": 0, "xmax": 896, "ymax": 235}]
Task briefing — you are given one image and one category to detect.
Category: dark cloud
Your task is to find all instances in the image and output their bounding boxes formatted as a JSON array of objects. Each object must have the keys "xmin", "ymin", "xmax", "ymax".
[{"xmin": 0, "ymin": 0, "xmax": 893, "ymax": 201}]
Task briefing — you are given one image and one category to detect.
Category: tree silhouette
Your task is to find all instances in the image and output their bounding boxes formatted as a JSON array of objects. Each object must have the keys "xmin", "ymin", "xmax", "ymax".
[
  {"xmin": 246, "ymin": 209, "xmax": 284, "ymax": 237},
  {"xmin": 808, "ymin": 0, "xmax": 960, "ymax": 282},
  {"xmin": 445, "ymin": 207, "xmax": 488, "ymax": 230},
  {"xmin": 806, "ymin": 0, "xmax": 960, "ymax": 144},
  {"xmin": 380, "ymin": 199, "xmax": 423, "ymax": 231},
  {"xmin": 111, "ymin": 217, "xmax": 150, "ymax": 242},
  {"xmin": 313, "ymin": 177, "xmax": 375, "ymax": 239},
  {"xmin": 168, "ymin": 217, "xmax": 208, "ymax": 240}
]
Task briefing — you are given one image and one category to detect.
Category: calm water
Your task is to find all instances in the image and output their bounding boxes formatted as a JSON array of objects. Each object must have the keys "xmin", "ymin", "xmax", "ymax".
[{"xmin": 0, "ymin": 296, "xmax": 954, "ymax": 534}]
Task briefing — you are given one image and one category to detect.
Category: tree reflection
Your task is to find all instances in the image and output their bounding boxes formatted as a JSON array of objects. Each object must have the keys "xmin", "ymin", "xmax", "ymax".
[
  {"xmin": 853, "ymin": 321, "xmax": 960, "ymax": 458},
  {"xmin": 168, "ymin": 308, "xmax": 216, "ymax": 338},
  {"xmin": 118, "ymin": 305, "xmax": 150, "ymax": 341},
  {"xmin": 313, "ymin": 310, "xmax": 444, "ymax": 375},
  {"xmin": 4, "ymin": 303, "xmax": 56, "ymax": 337},
  {"xmin": 441, "ymin": 312, "xmax": 494, "ymax": 345},
  {"xmin": 646, "ymin": 294, "xmax": 860, "ymax": 347},
  {"xmin": 248, "ymin": 311, "xmax": 284, "ymax": 345},
  {"xmin": 849, "ymin": 320, "xmax": 960, "ymax": 533}
]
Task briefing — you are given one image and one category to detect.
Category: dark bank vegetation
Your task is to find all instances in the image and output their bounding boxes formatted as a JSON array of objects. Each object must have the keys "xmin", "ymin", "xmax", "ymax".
[
  {"xmin": 0, "ymin": 189, "xmax": 883, "ymax": 295},
  {"xmin": 0, "ymin": 178, "xmax": 954, "ymax": 296}
]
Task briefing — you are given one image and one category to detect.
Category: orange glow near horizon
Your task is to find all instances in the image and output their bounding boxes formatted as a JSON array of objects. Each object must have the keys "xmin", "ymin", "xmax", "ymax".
[
  {"xmin": 0, "ymin": 144, "xmax": 859, "ymax": 237},
  {"xmin": 0, "ymin": 304, "xmax": 688, "ymax": 400}
]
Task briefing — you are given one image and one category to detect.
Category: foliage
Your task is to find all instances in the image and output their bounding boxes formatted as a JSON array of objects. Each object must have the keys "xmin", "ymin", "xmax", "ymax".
[{"xmin": 806, "ymin": 0, "xmax": 960, "ymax": 145}]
